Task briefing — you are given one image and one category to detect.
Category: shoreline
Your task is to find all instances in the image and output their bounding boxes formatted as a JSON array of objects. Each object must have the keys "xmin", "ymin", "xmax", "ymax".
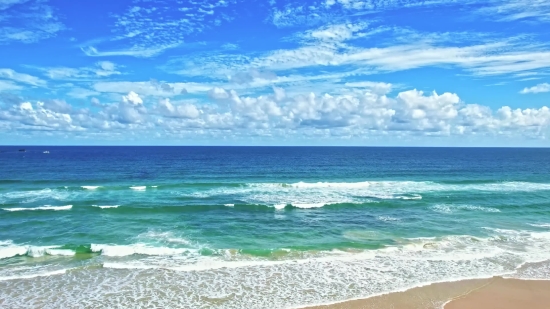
[{"xmin": 301, "ymin": 277, "xmax": 550, "ymax": 309}]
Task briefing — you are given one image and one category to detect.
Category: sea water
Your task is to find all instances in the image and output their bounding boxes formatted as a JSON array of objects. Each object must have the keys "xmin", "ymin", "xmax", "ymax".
[{"xmin": 0, "ymin": 147, "xmax": 549, "ymax": 308}]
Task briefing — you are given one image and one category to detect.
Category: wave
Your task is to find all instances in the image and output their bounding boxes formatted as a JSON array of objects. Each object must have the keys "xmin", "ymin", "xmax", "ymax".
[
  {"xmin": 376, "ymin": 216, "xmax": 400, "ymax": 222},
  {"xmin": 2, "ymin": 228, "xmax": 550, "ymax": 309},
  {"xmin": 2, "ymin": 205, "xmax": 72, "ymax": 212},
  {"xmin": 0, "ymin": 241, "xmax": 76, "ymax": 259},
  {"xmin": 130, "ymin": 186, "xmax": 146, "ymax": 191},
  {"xmin": 250, "ymin": 181, "xmax": 550, "ymax": 192},
  {"xmin": 180, "ymin": 180, "xmax": 550, "ymax": 210},
  {"xmin": 92, "ymin": 205, "xmax": 119, "ymax": 209},
  {"xmin": 81, "ymin": 186, "xmax": 101, "ymax": 190},
  {"xmin": 90, "ymin": 244, "xmax": 196, "ymax": 257},
  {"xmin": 429, "ymin": 204, "xmax": 500, "ymax": 214},
  {"xmin": 0, "ymin": 188, "xmax": 70, "ymax": 204}
]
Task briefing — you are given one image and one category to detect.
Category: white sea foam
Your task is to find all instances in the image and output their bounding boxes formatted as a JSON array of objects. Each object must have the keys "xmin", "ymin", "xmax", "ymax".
[
  {"xmin": 430, "ymin": 204, "xmax": 500, "ymax": 214},
  {"xmin": 92, "ymin": 205, "xmax": 119, "ymax": 209},
  {"xmin": 0, "ymin": 241, "xmax": 28, "ymax": 259},
  {"xmin": 0, "ymin": 241, "xmax": 76, "ymax": 260},
  {"xmin": 90, "ymin": 244, "xmax": 194, "ymax": 257},
  {"xmin": 457, "ymin": 205, "xmax": 500, "ymax": 213},
  {"xmin": 2, "ymin": 230, "xmax": 550, "ymax": 308},
  {"xmin": 377, "ymin": 216, "xmax": 400, "ymax": 222},
  {"xmin": 130, "ymin": 186, "xmax": 146, "ymax": 191},
  {"xmin": 529, "ymin": 223, "xmax": 550, "ymax": 228},
  {"xmin": 2, "ymin": 205, "xmax": 72, "ymax": 212},
  {"xmin": 184, "ymin": 180, "xmax": 550, "ymax": 210},
  {"xmin": 224, "ymin": 204, "xmax": 235, "ymax": 207},
  {"xmin": 137, "ymin": 231, "xmax": 192, "ymax": 246},
  {"xmin": 81, "ymin": 186, "xmax": 100, "ymax": 190},
  {"xmin": 291, "ymin": 203, "xmax": 326, "ymax": 209},
  {"xmin": 0, "ymin": 188, "xmax": 70, "ymax": 204},
  {"xmin": 0, "ymin": 269, "xmax": 68, "ymax": 281}
]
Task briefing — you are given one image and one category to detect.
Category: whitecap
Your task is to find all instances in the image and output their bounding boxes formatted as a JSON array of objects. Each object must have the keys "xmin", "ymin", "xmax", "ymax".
[
  {"xmin": 457, "ymin": 205, "xmax": 500, "ymax": 213},
  {"xmin": 0, "ymin": 241, "xmax": 28, "ymax": 259},
  {"xmin": 130, "ymin": 186, "xmax": 146, "ymax": 191},
  {"xmin": 92, "ymin": 205, "xmax": 119, "ymax": 209},
  {"xmin": 291, "ymin": 202, "xmax": 326, "ymax": 209},
  {"xmin": 90, "ymin": 244, "xmax": 194, "ymax": 257},
  {"xmin": 81, "ymin": 186, "xmax": 100, "ymax": 190},
  {"xmin": 224, "ymin": 204, "xmax": 235, "ymax": 207},
  {"xmin": 377, "ymin": 216, "xmax": 400, "ymax": 222},
  {"xmin": 430, "ymin": 204, "xmax": 500, "ymax": 214},
  {"xmin": 0, "ymin": 188, "xmax": 69, "ymax": 204},
  {"xmin": 429, "ymin": 204, "xmax": 453, "ymax": 214},
  {"xmin": 0, "ymin": 242, "xmax": 76, "ymax": 260},
  {"xmin": 2, "ymin": 205, "xmax": 72, "ymax": 212},
  {"xmin": 137, "ymin": 231, "xmax": 192, "ymax": 245}
]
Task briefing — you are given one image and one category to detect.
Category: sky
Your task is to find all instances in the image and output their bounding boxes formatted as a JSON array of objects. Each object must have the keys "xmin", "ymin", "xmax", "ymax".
[{"xmin": 1, "ymin": 0, "xmax": 550, "ymax": 146}]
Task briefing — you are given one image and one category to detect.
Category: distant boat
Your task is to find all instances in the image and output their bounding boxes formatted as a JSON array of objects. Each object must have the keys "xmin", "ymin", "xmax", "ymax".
[
  {"xmin": 43, "ymin": 151, "xmax": 50, "ymax": 154},
  {"xmin": 18, "ymin": 149, "xmax": 25, "ymax": 152}
]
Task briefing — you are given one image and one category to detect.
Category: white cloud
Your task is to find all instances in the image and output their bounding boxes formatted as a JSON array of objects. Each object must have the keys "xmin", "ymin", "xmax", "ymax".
[
  {"xmin": 80, "ymin": 0, "xmax": 237, "ymax": 58},
  {"xmin": 0, "ymin": 0, "xmax": 64, "ymax": 44},
  {"xmin": 81, "ymin": 45, "xmax": 179, "ymax": 58},
  {"xmin": 122, "ymin": 91, "xmax": 143, "ymax": 105},
  {"xmin": 41, "ymin": 62, "xmax": 121, "ymax": 80},
  {"xmin": 0, "ymin": 68, "xmax": 45, "ymax": 86},
  {"xmin": 157, "ymin": 98, "xmax": 201, "ymax": 119},
  {"xmin": 166, "ymin": 23, "xmax": 550, "ymax": 82},
  {"xmin": 0, "ymin": 79, "xmax": 22, "ymax": 91},
  {"xmin": 520, "ymin": 83, "xmax": 550, "ymax": 94},
  {"xmin": 93, "ymin": 81, "xmax": 209, "ymax": 96},
  {"xmin": 66, "ymin": 87, "xmax": 101, "ymax": 99},
  {"xmin": 344, "ymin": 81, "xmax": 393, "ymax": 95},
  {"xmin": 208, "ymin": 87, "xmax": 230, "ymax": 100},
  {"xmin": 0, "ymin": 0, "xmax": 30, "ymax": 10},
  {"xmin": 2, "ymin": 86, "xmax": 550, "ymax": 142},
  {"xmin": 477, "ymin": 0, "xmax": 550, "ymax": 22}
]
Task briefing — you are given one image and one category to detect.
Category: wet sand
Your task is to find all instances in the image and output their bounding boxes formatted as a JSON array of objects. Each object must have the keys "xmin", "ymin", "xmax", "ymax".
[
  {"xmin": 304, "ymin": 277, "xmax": 550, "ymax": 309},
  {"xmin": 445, "ymin": 277, "xmax": 550, "ymax": 309}
]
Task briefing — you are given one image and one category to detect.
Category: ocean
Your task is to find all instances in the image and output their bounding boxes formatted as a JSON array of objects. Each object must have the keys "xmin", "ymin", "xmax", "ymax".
[{"xmin": 1, "ymin": 146, "xmax": 549, "ymax": 308}]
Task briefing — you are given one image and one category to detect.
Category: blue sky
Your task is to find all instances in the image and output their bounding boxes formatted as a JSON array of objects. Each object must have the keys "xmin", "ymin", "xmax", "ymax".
[{"xmin": 1, "ymin": 0, "xmax": 550, "ymax": 146}]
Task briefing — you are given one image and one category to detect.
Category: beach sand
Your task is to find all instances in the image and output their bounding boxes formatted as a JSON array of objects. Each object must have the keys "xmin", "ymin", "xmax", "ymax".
[
  {"xmin": 445, "ymin": 277, "xmax": 550, "ymax": 309},
  {"xmin": 304, "ymin": 277, "xmax": 550, "ymax": 309}
]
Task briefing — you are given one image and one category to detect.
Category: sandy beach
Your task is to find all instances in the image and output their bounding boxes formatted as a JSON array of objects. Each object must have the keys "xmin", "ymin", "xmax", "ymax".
[{"xmin": 305, "ymin": 277, "xmax": 550, "ymax": 309}]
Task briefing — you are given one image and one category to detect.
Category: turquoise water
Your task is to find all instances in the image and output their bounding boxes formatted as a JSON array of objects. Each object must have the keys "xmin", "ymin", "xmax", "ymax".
[{"xmin": 1, "ymin": 147, "xmax": 550, "ymax": 308}]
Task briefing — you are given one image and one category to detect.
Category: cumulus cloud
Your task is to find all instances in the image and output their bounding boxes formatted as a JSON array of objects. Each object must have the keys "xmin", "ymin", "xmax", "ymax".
[
  {"xmin": 520, "ymin": 83, "xmax": 550, "ymax": 94},
  {"xmin": 157, "ymin": 98, "xmax": 200, "ymax": 119},
  {"xmin": 208, "ymin": 87, "xmax": 230, "ymax": 100},
  {"xmin": 122, "ymin": 91, "xmax": 143, "ymax": 105},
  {"xmin": 2, "ymin": 86, "xmax": 550, "ymax": 142}
]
